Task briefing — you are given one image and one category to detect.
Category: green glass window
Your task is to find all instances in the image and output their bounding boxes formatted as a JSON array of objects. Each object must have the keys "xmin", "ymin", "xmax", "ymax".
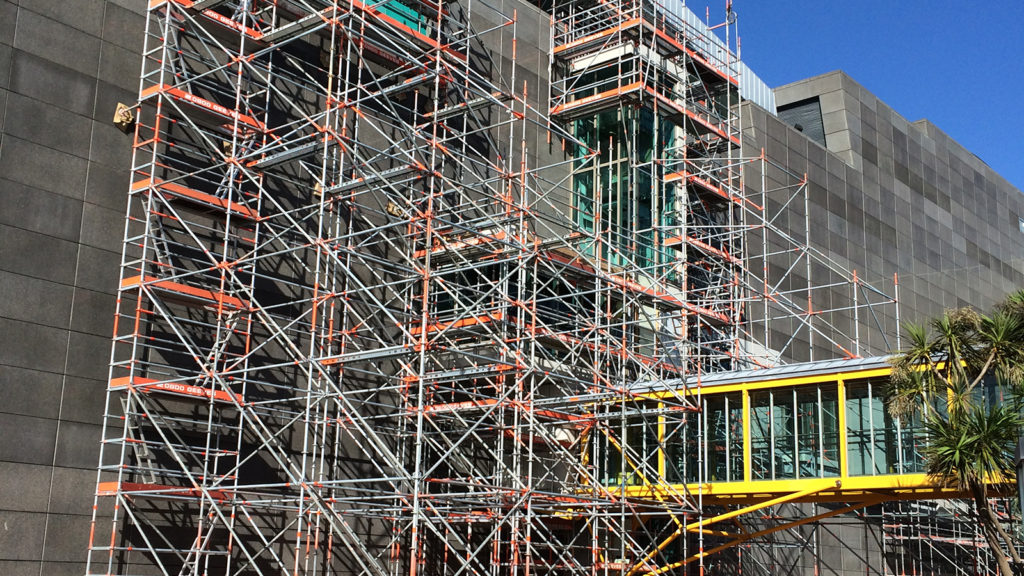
[
  {"xmin": 572, "ymin": 107, "xmax": 673, "ymax": 270},
  {"xmin": 751, "ymin": 383, "xmax": 840, "ymax": 480},
  {"xmin": 845, "ymin": 378, "xmax": 926, "ymax": 475},
  {"xmin": 750, "ymin": 392, "xmax": 771, "ymax": 480},
  {"xmin": 597, "ymin": 409, "xmax": 660, "ymax": 487},
  {"xmin": 377, "ymin": 0, "xmax": 430, "ymax": 35},
  {"xmin": 704, "ymin": 393, "xmax": 743, "ymax": 482}
]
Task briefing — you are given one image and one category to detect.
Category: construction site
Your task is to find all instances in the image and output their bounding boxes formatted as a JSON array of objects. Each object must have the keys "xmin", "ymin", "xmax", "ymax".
[{"xmin": 1, "ymin": 0, "xmax": 1022, "ymax": 575}]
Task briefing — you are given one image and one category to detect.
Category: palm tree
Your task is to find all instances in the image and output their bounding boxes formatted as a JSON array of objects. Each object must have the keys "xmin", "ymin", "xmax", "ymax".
[{"xmin": 887, "ymin": 293, "xmax": 1024, "ymax": 576}]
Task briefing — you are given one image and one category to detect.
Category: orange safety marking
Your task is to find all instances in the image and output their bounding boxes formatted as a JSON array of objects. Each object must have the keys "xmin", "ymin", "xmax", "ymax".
[
  {"xmin": 643, "ymin": 87, "xmax": 740, "ymax": 146},
  {"xmin": 155, "ymin": 0, "xmax": 265, "ymax": 39},
  {"xmin": 132, "ymin": 178, "xmax": 259, "ymax": 220},
  {"xmin": 551, "ymin": 18, "xmax": 643, "ymax": 55},
  {"xmin": 410, "ymin": 312, "xmax": 503, "ymax": 335},
  {"xmin": 110, "ymin": 376, "xmax": 245, "ymax": 404},
  {"xmin": 97, "ymin": 481, "xmax": 233, "ymax": 501},
  {"xmin": 140, "ymin": 84, "xmax": 265, "ymax": 131},
  {"xmin": 662, "ymin": 235, "xmax": 741, "ymax": 265},
  {"xmin": 542, "ymin": 251, "xmax": 730, "ymax": 323},
  {"xmin": 529, "ymin": 323, "xmax": 684, "ymax": 375},
  {"xmin": 550, "ymin": 81, "xmax": 642, "ymax": 116},
  {"xmin": 664, "ymin": 170, "xmax": 761, "ymax": 210},
  {"xmin": 121, "ymin": 275, "xmax": 250, "ymax": 310},
  {"xmin": 422, "ymin": 398, "xmax": 498, "ymax": 413},
  {"xmin": 641, "ymin": 21, "xmax": 739, "ymax": 87}
]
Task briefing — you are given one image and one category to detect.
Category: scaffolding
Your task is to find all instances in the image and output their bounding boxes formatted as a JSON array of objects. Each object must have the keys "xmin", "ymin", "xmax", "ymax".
[{"xmin": 85, "ymin": 0, "xmax": 902, "ymax": 575}]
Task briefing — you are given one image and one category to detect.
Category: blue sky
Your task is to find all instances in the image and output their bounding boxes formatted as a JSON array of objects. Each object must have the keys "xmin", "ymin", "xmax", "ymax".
[{"xmin": 704, "ymin": 1, "xmax": 1024, "ymax": 191}]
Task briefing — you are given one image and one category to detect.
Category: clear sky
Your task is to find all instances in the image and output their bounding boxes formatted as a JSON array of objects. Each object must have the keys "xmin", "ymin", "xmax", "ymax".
[{"xmin": 700, "ymin": 0, "xmax": 1024, "ymax": 192}]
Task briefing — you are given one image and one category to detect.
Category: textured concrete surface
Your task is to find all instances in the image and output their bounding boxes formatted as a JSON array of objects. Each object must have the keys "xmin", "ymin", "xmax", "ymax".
[
  {"xmin": 741, "ymin": 71, "xmax": 1024, "ymax": 575},
  {"xmin": 0, "ymin": 1, "xmax": 143, "ymax": 574},
  {"xmin": 756, "ymin": 70, "xmax": 1024, "ymax": 358}
]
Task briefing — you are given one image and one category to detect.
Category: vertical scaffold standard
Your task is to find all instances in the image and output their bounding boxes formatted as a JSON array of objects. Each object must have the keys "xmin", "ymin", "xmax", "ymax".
[{"xmin": 86, "ymin": 0, "xmax": 897, "ymax": 575}]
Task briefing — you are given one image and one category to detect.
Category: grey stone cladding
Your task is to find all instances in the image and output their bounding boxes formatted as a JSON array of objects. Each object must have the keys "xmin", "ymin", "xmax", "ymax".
[
  {"xmin": 745, "ymin": 70, "xmax": 1024, "ymax": 362},
  {"xmin": 0, "ymin": 1, "xmax": 143, "ymax": 574}
]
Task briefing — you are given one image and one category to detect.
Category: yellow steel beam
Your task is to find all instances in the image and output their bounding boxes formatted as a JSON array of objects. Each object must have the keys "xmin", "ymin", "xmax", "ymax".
[
  {"xmin": 742, "ymin": 389, "xmax": 751, "ymax": 483},
  {"xmin": 837, "ymin": 377, "xmax": 848, "ymax": 478},
  {"xmin": 650, "ymin": 497, "xmax": 886, "ymax": 573},
  {"xmin": 691, "ymin": 528, "xmax": 744, "ymax": 538},
  {"xmin": 645, "ymin": 367, "xmax": 892, "ymax": 398},
  {"xmin": 626, "ymin": 480, "xmax": 840, "ymax": 576}
]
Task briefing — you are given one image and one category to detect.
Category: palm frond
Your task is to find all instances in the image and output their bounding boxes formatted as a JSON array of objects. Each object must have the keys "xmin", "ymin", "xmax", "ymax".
[{"xmin": 923, "ymin": 403, "xmax": 1021, "ymax": 492}]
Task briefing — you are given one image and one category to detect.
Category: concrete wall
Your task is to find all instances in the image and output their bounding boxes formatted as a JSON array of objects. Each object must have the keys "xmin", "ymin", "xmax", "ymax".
[
  {"xmin": 738, "ymin": 70, "xmax": 1024, "ymax": 576},
  {"xmin": 770, "ymin": 70, "xmax": 1024, "ymax": 329},
  {"xmin": 0, "ymin": 1, "xmax": 144, "ymax": 574}
]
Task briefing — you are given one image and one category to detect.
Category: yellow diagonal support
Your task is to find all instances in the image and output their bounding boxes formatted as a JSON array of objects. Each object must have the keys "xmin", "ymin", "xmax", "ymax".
[
  {"xmin": 627, "ymin": 479, "xmax": 841, "ymax": 576},
  {"xmin": 649, "ymin": 496, "xmax": 884, "ymax": 574}
]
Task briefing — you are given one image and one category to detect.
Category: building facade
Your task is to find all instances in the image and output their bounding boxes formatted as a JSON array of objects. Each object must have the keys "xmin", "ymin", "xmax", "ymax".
[
  {"xmin": 0, "ymin": 2, "xmax": 1022, "ymax": 576},
  {"xmin": 0, "ymin": 2, "xmax": 142, "ymax": 574}
]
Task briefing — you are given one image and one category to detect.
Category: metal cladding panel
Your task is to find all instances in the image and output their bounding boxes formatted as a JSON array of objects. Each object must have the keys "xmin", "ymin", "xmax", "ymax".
[{"xmin": 659, "ymin": 0, "xmax": 775, "ymax": 110}]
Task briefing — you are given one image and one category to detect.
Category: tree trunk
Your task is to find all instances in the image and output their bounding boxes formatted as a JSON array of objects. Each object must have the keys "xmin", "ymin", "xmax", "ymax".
[
  {"xmin": 983, "ymin": 516, "xmax": 1014, "ymax": 576},
  {"xmin": 973, "ymin": 483, "xmax": 1016, "ymax": 576},
  {"xmin": 986, "ymin": 503, "xmax": 1024, "ymax": 565}
]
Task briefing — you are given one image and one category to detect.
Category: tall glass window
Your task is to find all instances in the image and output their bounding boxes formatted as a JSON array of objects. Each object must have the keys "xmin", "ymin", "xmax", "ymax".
[
  {"xmin": 845, "ymin": 378, "xmax": 926, "ymax": 475},
  {"xmin": 704, "ymin": 393, "xmax": 743, "ymax": 482},
  {"xmin": 571, "ymin": 107, "xmax": 672, "ymax": 270},
  {"xmin": 665, "ymin": 410, "xmax": 698, "ymax": 484},
  {"xmin": 665, "ymin": 393, "xmax": 742, "ymax": 483},
  {"xmin": 597, "ymin": 409, "xmax": 660, "ymax": 487},
  {"xmin": 751, "ymin": 384, "xmax": 840, "ymax": 480}
]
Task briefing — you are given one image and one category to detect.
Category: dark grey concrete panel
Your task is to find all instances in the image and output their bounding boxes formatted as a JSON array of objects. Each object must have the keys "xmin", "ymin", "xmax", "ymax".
[
  {"xmin": 97, "ymin": 40, "xmax": 140, "ymax": 92},
  {"xmin": 12, "ymin": 9, "xmax": 101, "ymax": 76},
  {"xmin": 0, "ymin": 365, "xmax": 63, "ymax": 419},
  {"xmin": 0, "ymin": 414, "xmax": 58, "ymax": 466},
  {"xmin": 41, "ymin": 512, "xmax": 91, "ymax": 562},
  {"xmin": 79, "ymin": 202, "xmax": 124, "ymax": 253},
  {"xmin": 53, "ymin": 421, "xmax": 102, "ymax": 469},
  {"xmin": 48, "ymin": 466, "xmax": 97, "ymax": 517},
  {"xmin": 0, "ymin": 462, "xmax": 52, "ymax": 513},
  {"xmin": 101, "ymin": 3, "xmax": 145, "ymax": 52},
  {"xmin": 0, "ymin": 2, "xmax": 15, "ymax": 47},
  {"xmin": 73, "ymin": 245, "xmax": 120, "ymax": 295},
  {"xmin": 0, "ymin": 511, "xmax": 46, "ymax": 561},
  {"xmin": 0, "ymin": 178, "xmax": 83, "ymax": 242},
  {"xmin": 87, "ymin": 121, "xmax": 132, "ymax": 169},
  {"xmin": 0, "ymin": 43, "xmax": 12, "ymax": 88},
  {"xmin": 39, "ymin": 562, "xmax": 88, "ymax": 576},
  {"xmin": 104, "ymin": 0, "xmax": 146, "ymax": 15},
  {"xmin": 83, "ymin": 156, "xmax": 131, "ymax": 211},
  {"xmin": 8, "ymin": 49, "xmax": 97, "ymax": 116},
  {"xmin": 0, "ymin": 272, "xmax": 74, "ymax": 328},
  {"xmin": 0, "ymin": 225, "xmax": 79, "ymax": 285},
  {"xmin": 64, "ymin": 331, "xmax": 111, "ymax": 383},
  {"xmin": 0, "ymin": 560, "xmax": 42, "ymax": 576},
  {"xmin": 69, "ymin": 287, "xmax": 116, "ymax": 337},
  {"xmin": 3, "ymin": 93, "xmax": 93, "ymax": 158},
  {"xmin": 0, "ymin": 316, "xmax": 69, "ymax": 374},
  {"xmin": 56, "ymin": 376, "xmax": 106, "ymax": 425},
  {"xmin": 17, "ymin": 0, "xmax": 105, "ymax": 37},
  {"xmin": 0, "ymin": 88, "xmax": 7, "ymax": 134},
  {"xmin": 0, "ymin": 136, "xmax": 89, "ymax": 200}
]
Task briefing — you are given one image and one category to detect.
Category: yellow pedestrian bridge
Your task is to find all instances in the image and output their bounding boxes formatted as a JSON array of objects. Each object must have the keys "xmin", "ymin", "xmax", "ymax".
[
  {"xmin": 586, "ymin": 356, "xmax": 1012, "ymax": 569},
  {"xmin": 602, "ymin": 356, "xmax": 1009, "ymax": 507}
]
